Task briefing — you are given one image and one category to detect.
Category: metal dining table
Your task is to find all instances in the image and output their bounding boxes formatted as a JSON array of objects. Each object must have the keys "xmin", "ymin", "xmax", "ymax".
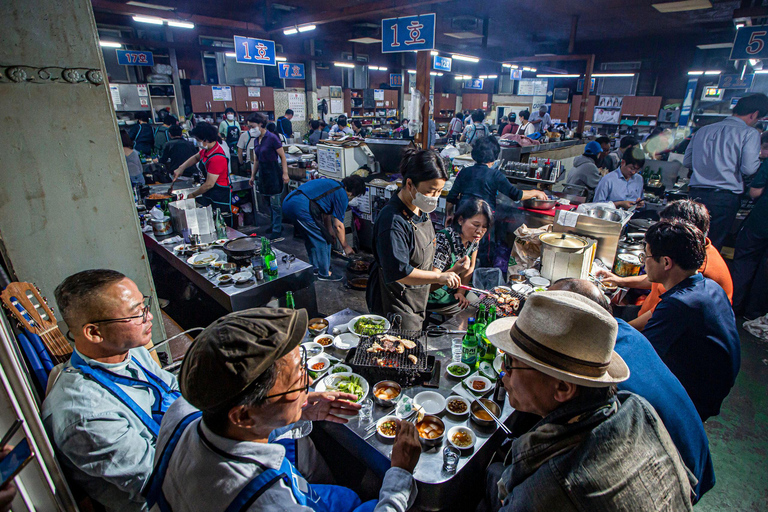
[
  {"xmin": 144, "ymin": 227, "xmax": 318, "ymax": 314},
  {"xmin": 312, "ymin": 309, "xmax": 529, "ymax": 511}
]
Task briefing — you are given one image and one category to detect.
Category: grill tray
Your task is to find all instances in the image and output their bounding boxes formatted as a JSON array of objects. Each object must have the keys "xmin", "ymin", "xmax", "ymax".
[
  {"xmin": 473, "ymin": 288, "xmax": 527, "ymax": 318},
  {"xmin": 346, "ymin": 330, "xmax": 434, "ymax": 386}
]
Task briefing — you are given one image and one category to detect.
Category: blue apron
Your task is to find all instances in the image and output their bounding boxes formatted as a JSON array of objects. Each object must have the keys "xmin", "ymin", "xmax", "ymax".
[
  {"xmin": 69, "ymin": 351, "xmax": 180, "ymax": 438},
  {"xmin": 198, "ymin": 145, "xmax": 232, "ymax": 213},
  {"xmin": 145, "ymin": 413, "xmax": 377, "ymax": 512}
]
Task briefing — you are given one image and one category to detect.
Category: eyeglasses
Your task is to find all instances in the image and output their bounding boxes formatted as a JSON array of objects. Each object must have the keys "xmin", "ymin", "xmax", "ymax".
[
  {"xmin": 265, "ymin": 345, "xmax": 309, "ymax": 400},
  {"xmin": 502, "ymin": 353, "xmax": 537, "ymax": 372},
  {"xmin": 86, "ymin": 296, "xmax": 152, "ymax": 326}
]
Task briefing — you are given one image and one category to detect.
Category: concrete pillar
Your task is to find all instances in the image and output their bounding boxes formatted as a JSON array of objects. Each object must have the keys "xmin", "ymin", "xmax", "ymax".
[{"xmin": 0, "ymin": 0, "xmax": 165, "ymax": 341}]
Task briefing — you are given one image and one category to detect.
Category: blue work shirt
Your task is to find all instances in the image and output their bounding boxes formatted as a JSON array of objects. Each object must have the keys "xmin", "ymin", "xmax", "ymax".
[
  {"xmin": 42, "ymin": 347, "xmax": 179, "ymax": 512},
  {"xmin": 615, "ymin": 319, "xmax": 715, "ymax": 501},
  {"xmin": 593, "ymin": 168, "xmax": 644, "ymax": 204},
  {"xmin": 643, "ymin": 273, "xmax": 740, "ymax": 421},
  {"xmin": 283, "ymin": 178, "xmax": 349, "ymax": 225},
  {"xmin": 446, "ymin": 164, "xmax": 523, "ymax": 210},
  {"xmin": 683, "ymin": 116, "xmax": 761, "ymax": 194}
]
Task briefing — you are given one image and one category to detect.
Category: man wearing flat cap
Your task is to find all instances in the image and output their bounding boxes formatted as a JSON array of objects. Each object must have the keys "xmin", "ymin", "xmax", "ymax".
[
  {"xmin": 481, "ymin": 291, "xmax": 695, "ymax": 511},
  {"xmin": 144, "ymin": 308, "xmax": 421, "ymax": 512}
]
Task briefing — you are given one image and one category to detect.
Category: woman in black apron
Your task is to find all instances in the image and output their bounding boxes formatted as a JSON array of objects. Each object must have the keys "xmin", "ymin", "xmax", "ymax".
[
  {"xmin": 366, "ymin": 149, "xmax": 462, "ymax": 331},
  {"xmin": 248, "ymin": 113, "xmax": 289, "ymax": 237},
  {"xmin": 171, "ymin": 122, "xmax": 231, "ymax": 213}
]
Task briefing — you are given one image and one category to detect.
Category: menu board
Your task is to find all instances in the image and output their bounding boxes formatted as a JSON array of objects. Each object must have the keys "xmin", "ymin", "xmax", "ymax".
[
  {"xmin": 330, "ymin": 98, "xmax": 344, "ymax": 114},
  {"xmin": 518, "ymin": 79, "xmax": 548, "ymax": 96},
  {"xmin": 288, "ymin": 92, "xmax": 306, "ymax": 121},
  {"xmin": 317, "ymin": 146, "xmax": 342, "ymax": 175},
  {"xmin": 248, "ymin": 87, "xmax": 261, "ymax": 97},
  {"xmin": 212, "ymin": 86, "xmax": 233, "ymax": 101}
]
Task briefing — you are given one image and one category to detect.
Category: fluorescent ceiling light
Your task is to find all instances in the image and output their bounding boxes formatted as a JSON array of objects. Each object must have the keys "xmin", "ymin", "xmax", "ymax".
[
  {"xmin": 126, "ymin": 1, "xmax": 176, "ymax": 10},
  {"xmin": 298, "ymin": 24, "xmax": 316, "ymax": 32},
  {"xmin": 276, "ymin": 56, "xmax": 287, "ymax": 62},
  {"xmin": 451, "ymin": 54, "xmax": 479, "ymax": 63},
  {"xmin": 502, "ymin": 63, "xmax": 512, "ymax": 68},
  {"xmin": 408, "ymin": 69, "xmax": 416, "ymax": 74},
  {"xmin": 430, "ymin": 72, "xmax": 443, "ymax": 76},
  {"xmin": 454, "ymin": 76, "xmax": 464, "ymax": 80},
  {"xmin": 334, "ymin": 62, "xmax": 355, "ymax": 68},
  {"xmin": 755, "ymin": 70, "xmax": 768, "ymax": 74},
  {"xmin": 132, "ymin": 15, "xmax": 164, "ymax": 24},
  {"xmin": 749, "ymin": 59, "xmax": 759, "ymax": 66},
  {"xmin": 283, "ymin": 27, "xmax": 298, "ymax": 35},
  {"xmin": 593, "ymin": 73, "xmax": 635, "ymax": 77},
  {"xmin": 704, "ymin": 70, "xmax": 721, "ymax": 75},
  {"xmin": 431, "ymin": 51, "xmax": 438, "ymax": 56},
  {"xmin": 687, "ymin": 71, "xmax": 704, "ymax": 75},
  {"xmin": 369, "ymin": 65, "xmax": 387, "ymax": 71},
  {"xmin": 652, "ymin": 0, "xmax": 712, "ymax": 13},
  {"xmin": 479, "ymin": 75, "xmax": 487, "ymax": 79},
  {"xmin": 444, "ymin": 32, "xmax": 483, "ymax": 39},
  {"xmin": 225, "ymin": 52, "xmax": 236, "ymax": 58},
  {"xmin": 167, "ymin": 20, "xmax": 194, "ymax": 29},
  {"xmin": 537, "ymin": 74, "xmax": 580, "ymax": 78},
  {"xmin": 348, "ymin": 37, "xmax": 381, "ymax": 44},
  {"xmin": 736, "ymin": 23, "xmax": 745, "ymax": 29},
  {"xmin": 99, "ymin": 41, "xmax": 122, "ymax": 48},
  {"xmin": 461, "ymin": 75, "xmax": 472, "ymax": 79},
  {"xmin": 696, "ymin": 42, "xmax": 733, "ymax": 49}
]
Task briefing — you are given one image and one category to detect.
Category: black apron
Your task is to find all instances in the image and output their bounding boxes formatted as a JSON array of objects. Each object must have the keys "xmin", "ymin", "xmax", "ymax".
[
  {"xmin": 296, "ymin": 184, "xmax": 343, "ymax": 243},
  {"xmin": 255, "ymin": 134, "xmax": 284, "ymax": 196},
  {"xmin": 224, "ymin": 121, "xmax": 241, "ymax": 148},
  {"xmin": 367, "ymin": 211, "xmax": 436, "ymax": 331},
  {"xmin": 197, "ymin": 145, "xmax": 231, "ymax": 213}
]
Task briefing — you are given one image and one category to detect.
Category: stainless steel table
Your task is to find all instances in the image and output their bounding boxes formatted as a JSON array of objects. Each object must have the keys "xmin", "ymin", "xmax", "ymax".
[
  {"xmin": 313, "ymin": 309, "xmax": 521, "ymax": 511},
  {"xmin": 144, "ymin": 226, "xmax": 318, "ymax": 314}
]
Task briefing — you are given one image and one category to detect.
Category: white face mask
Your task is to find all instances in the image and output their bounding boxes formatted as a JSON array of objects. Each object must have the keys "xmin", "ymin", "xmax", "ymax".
[
  {"xmin": 227, "ymin": 114, "xmax": 235, "ymax": 121},
  {"xmin": 410, "ymin": 186, "xmax": 439, "ymax": 213},
  {"xmin": 249, "ymin": 128, "xmax": 259, "ymax": 136}
]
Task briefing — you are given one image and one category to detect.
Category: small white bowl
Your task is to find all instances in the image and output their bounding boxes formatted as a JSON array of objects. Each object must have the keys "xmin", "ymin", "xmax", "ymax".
[
  {"xmin": 328, "ymin": 363, "xmax": 352, "ymax": 375},
  {"xmin": 232, "ymin": 271, "xmax": 252, "ymax": 284},
  {"xmin": 447, "ymin": 425, "xmax": 476, "ymax": 451},
  {"xmin": 446, "ymin": 361, "xmax": 471, "ymax": 379},
  {"xmin": 313, "ymin": 334, "xmax": 334, "ymax": 348},
  {"xmin": 302, "ymin": 341, "xmax": 324, "ymax": 358},
  {"xmin": 333, "ymin": 333, "xmax": 360, "ymax": 351},
  {"xmin": 376, "ymin": 415, "xmax": 399, "ymax": 441},
  {"xmin": 445, "ymin": 395, "xmax": 471, "ymax": 417},
  {"xmin": 528, "ymin": 276, "xmax": 551, "ymax": 288},
  {"xmin": 307, "ymin": 355, "xmax": 330, "ymax": 374},
  {"xmin": 464, "ymin": 375, "xmax": 492, "ymax": 395},
  {"xmin": 413, "ymin": 391, "xmax": 446, "ymax": 415}
]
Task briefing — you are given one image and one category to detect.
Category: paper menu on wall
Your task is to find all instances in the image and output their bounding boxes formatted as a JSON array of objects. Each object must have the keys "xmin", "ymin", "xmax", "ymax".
[
  {"xmin": 374, "ymin": 89, "xmax": 384, "ymax": 101},
  {"xmin": 110, "ymin": 85, "xmax": 121, "ymax": 106},
  {"xmin": 288, "ymin": 92, "xmax": 306, "ymax": 121},
  {"xmin": 212, "ymin": 86, "xmax": 232, "ymax": 101},
  {"xmin": 330, "ymin": 98, "xmax": 344, "ymax": 114},
  {"xmin": 248, "ymin": 87, "xmax": 261, "ymax": 97},
  {"xmin": 137, "ymin": 84, "xmax": 148, "ymax": 97}
]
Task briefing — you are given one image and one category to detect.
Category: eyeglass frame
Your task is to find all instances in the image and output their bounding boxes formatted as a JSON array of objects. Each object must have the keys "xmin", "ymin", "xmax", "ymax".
[
  {"xmin": 85, "ymin": 295, "xmax": 153, "ymax": 326},
  {"xmin": 501, "ymin": 353, "xmax": 537, "ymax": 373},
  {"xmin": 264, "ymin": 344, "xmax": 309, "ymax": 400}
]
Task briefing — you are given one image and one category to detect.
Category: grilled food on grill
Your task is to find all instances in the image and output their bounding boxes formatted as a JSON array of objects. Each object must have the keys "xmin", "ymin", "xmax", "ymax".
[
  {"xmin": 366, "ymin": 335, "xmax": 417, "ymax": 354},
  {"xmin": 407, "ymin": 354, "xmax": 418, "ymax": 364}
]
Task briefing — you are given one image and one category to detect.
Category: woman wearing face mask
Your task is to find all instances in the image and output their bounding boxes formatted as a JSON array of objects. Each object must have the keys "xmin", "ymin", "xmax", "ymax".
[
  {"xmin": 235, "ymin": 114, "xmax": 261, "ymax": 176},
  {"xmin": 218, "ymin": 108, "xmax": 241, "ymax": 149},
  {"xmin": 366, "ymin": 149, "xmax": 462, "ymax": 331},
  {"xmin": 171, "ymin": 122, "xmax": 231, "ymax": 213},
  {"xmin": 249, "ymin": 113, "xmax": 290, "ymax": 238},
  {"xmin": 427, "ymin": 198, "xmax": 492, "ymax": 315}
]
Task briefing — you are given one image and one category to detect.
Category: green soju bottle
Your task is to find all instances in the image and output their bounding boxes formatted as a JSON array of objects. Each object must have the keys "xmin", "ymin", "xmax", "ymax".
[
  {"xmin": 481, "ymin": 305, "xmax": 498, "ymax": 364},
  {"xmin": 264, "ymin": 239, "xmax": 278, "ymax": 278},
  {"xmin": 285, "ymin": 291, "xmax": 295, "ymax": 309},
  {"xmin": 461, "ymin": 317, "xmax": 479, "ymax": 371}
]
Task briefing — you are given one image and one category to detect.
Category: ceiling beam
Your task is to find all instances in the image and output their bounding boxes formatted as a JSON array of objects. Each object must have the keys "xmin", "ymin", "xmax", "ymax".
[
  {"xmin": 91, "ymin": 0, "xmax": 266, "ymax": 34},
  {"xmin": 269, "ymin": 0, "xmax": 453, "ymax": 33}
]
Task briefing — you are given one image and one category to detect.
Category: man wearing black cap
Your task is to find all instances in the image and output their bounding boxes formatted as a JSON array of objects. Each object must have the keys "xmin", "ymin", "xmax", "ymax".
[
  {"xmin": 480, "ymin": 291, "xmax": 694, "ymax": 511},
  {"xmin": 145, "ymin": 308, "xmax": 421, "ymax": 512}
]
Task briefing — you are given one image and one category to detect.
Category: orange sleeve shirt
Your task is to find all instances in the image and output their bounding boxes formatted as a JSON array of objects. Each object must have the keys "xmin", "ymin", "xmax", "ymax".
[{"xmin": 637, "ymin": 239, "xmax": 733, "ymax": 317}]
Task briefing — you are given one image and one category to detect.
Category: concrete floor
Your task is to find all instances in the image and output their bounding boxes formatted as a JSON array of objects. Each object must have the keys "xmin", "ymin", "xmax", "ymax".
[{"xmin": 251, "ymin": 212, "xmax": 768, "ymax": 509}]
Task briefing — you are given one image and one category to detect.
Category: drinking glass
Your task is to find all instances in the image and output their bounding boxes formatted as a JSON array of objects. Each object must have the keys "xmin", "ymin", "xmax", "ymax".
[
  {"xmin": 442, "ymin": 445, "xmax": 461, "ymax": 473},
  {"xmin": 451, "ymin": 337, "xmax": 463, "ymax": 362},
  {"xmin": 358, "ymin": 398, "xmax": 373, "ymax": 426}
]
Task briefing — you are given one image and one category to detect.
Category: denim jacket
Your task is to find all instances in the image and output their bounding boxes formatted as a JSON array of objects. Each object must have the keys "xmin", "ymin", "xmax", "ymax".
[{"xmin": 497, "ymin": 392, "xmax": 694, "ymax": 511}]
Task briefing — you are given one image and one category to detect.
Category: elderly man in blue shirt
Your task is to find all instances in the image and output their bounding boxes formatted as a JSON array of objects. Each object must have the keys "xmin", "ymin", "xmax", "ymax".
[
  {"xmin": 42, "ymin": 270, "xmax": 179, "ymax": 512},
  {"xmin": 642, "ymin": 220, "xmax": 740, "ymax": 421},
  {"xmin": 593, "ymin": 146, "xmax": 646, "ymax": 209},
  {"xmin": 684, "ymin": 93, "xmax": 768, "ymax": 249}
]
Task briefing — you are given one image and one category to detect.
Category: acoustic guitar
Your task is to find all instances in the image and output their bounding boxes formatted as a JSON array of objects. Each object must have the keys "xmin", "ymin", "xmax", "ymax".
[{"xmin": 1, "ymin": 282, "xmax": 72, "ymax": 364}]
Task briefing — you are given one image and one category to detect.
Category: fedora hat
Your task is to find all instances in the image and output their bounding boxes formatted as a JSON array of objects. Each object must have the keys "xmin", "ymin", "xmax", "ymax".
[{"xmin": 485, "ymin": 291, "xmax": 629, "ymax": 387}]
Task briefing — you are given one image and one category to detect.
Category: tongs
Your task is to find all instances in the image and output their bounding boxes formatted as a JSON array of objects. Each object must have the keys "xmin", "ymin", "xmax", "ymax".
[
  {"xmin": 167, "ymin": 174, "xmax": 179, "ymax": 195},
  {"xmin": 459, "ymin": 285, "xmax": 493, "ymax": 296}
]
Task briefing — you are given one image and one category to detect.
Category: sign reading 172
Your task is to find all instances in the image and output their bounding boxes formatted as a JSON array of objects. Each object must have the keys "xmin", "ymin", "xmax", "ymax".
[
  {"xmin": 381, "ymin": 14, "xmax": 436, "ymax": 53},
  {"xmin": 731, "ymin": 25, "xmax": 768, "ymax": 60},
  {"xmin": 116, "ymin": 50, "xmax": 154, "ymax": 67}
]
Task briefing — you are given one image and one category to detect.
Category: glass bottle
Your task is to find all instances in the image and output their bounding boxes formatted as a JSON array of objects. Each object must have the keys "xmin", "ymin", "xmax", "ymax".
[
  {"xmin": 481, "ymin": 306, "xmax": 497, "ymax": 364},
  {"xmin": 264, "ymin": 239, "xmax": 278, "ymax": 278},
  {"xmin": 214, "ymin": 210, "xmax": 227, "ymax": 239},
  {"xmin": 285, "ymin": 291, "xmax": 295, "ymax": 309},
  {"xmin": 461, "ymin": 317, "xmax": 479, "ymax": 371}
]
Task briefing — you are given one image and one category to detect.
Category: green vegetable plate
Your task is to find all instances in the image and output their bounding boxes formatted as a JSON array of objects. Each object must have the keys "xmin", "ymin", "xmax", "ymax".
[{"xmin": 315, "ymin": 372, "xmax": 370, "ymax": 404}]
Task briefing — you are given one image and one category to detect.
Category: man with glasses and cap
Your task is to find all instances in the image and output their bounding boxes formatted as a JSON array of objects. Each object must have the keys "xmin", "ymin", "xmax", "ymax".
[
  {"xmin": 42, "ymin": 269, "xmax": 178, "ymax": 512},
  {"xmin": 145, "ymin": 307, "xmax": 421, "ymax": 512},
  {"xmin": 480, "ymin": 291, "xmax": 694, "ymax": 511}
]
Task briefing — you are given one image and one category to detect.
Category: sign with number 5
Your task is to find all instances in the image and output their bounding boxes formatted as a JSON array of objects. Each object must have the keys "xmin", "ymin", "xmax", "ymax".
[{"xmin": 731, "ymin": 26, "xmax": 768, "ymax": 60}]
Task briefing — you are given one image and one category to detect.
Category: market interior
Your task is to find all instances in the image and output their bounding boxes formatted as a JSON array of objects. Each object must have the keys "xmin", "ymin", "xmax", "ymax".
[{"xmin": 0, "ymin": 0, "xmax": 767, "ymax": 511}]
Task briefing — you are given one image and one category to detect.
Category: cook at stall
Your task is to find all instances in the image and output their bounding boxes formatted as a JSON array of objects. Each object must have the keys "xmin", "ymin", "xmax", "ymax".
[
  {"xmin": 157, "ymin": 125, "xmax": 197, "ymax": 178},
  {"xmin": 249, "ymin": 112, "xmax": 290, "ymax": 239},
  {"xmin": 593, "ymin": 146, "xmax": 646, "ymax": 209},
  {"xmin": 528, "ymin": 105, "xmax": 552, "ymax": 133},
  {"xmin": 283, "ymin": 175, "xmax": 367, "ymax": 281},
  {"xmin": 236, "ymin": 114, "xmax": 260, "ymax": 175},
  {"xmin": 366, "ymin": 149, "xmax": 462, "ymax": 331},
  {"xmin": 218, "ymin": 107, "xmax": 241, "ymax": 154},
  {"xmin": 171, "ymin": 122, "xmax": 232, "ymax": 213}
]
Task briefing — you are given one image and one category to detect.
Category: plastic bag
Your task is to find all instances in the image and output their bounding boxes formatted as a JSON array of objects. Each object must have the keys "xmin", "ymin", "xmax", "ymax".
[
  {"xmin": 440, "ymin": 145, "xmax": 460, "ymax": 159},
  {"xmin": 508, "ymin": 224, "xmax": 552, "ymax": 275}
]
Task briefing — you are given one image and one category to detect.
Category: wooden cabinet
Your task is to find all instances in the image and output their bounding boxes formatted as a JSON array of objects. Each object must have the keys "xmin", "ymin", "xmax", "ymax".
[
  {"xmin": 434, "ymin": 93, "xmax": 457, "ymax": 119},
  {"xmin": 232, "ymin": 86, "xmax": 275, "ymax": 113},
  {"xmin": 621, "ymin": 96, "xmax": 662, "ymax": 117},
  {"xmin": 571, "ymin": 95, "xmax": 596, "ymax": 122},
  {"xmin": 643, "ymin": 96, "xmax": 662, "ymax": 117},
  {"xmin": 462, "ymin": 93, "xmax": 490, "ymax": 111},
  {"xmin": 384, "ymin": 90, "xmax": 399, "ymax": 109},
  {"xmin": 190, "ymin": 85, "xmax": 275, "ymax": 114},
  {"xmin": 549, "ymin": 103, "xmax": 570, "ymax": 123},
  {"xmin": 190, "ymin": 85, "xmax": 214, "ymax": 113}
]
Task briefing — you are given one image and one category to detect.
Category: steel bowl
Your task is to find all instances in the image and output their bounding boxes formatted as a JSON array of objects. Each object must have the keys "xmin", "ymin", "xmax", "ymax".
[
  {"xmin": 372, "ymin": 380, "xmax": 402, "ymax": 407},
  {"xmin": 308, "ymin": 318, "xmax": 329, "ymax": 336},
  {"xmin": 584, "ymin": 207, "xmax": 623, "ymax": 223},
  {"xmin": 522, "ymin": 198, "xmax": 557, "ymax": 210},
  {"xmin": 415, "ymin": 415, "xmax": 445, "ymax": 448},
  {"xmin": 470, "ymin": 399, "xmax": 501, "ymax": 428}
]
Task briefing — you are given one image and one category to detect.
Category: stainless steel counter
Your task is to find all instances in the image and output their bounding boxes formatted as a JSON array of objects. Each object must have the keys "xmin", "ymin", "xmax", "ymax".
[
  {"xmin": 144, "ymin": 227, "xmax": 318, "ymax": 313},
  {"xmin": 314, "ymin": 308, "xmax": 522, "ymax": 511}
]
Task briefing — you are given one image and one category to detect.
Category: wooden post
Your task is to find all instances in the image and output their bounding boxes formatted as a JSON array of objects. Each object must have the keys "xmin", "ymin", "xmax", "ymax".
[
  {"xmin": 577, "ymin": 54, "xmax": 594, "ymax": 135},
  {"xmin": 416, "ymin": 50, "xmax": 431, "ymax": 148}
]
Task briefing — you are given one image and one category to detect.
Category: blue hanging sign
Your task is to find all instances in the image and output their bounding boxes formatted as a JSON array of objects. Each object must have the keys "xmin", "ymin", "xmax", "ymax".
[
  {"xmin": 731, "ymin": 25, "xmax": 768, "ymax": 60},
  {"xmin": 433, "ymin": 55, "xmax": 452, "ymax": 72},
  {"xmin": 278, "ymin": 62, "xmax": 305, "ymax": 79},
  {"xmin": 390, "ymin": 73, "xmax": 403, "ymax": 87},
  {"xmin": 718, "ymin": 73, "xmax": 754, "ymax": 89},
  {"xmin": 510, "ymin": 68, "xmax": 523, "ymax": 80},
  {"xmin": 116, "ymin": 50, "xmax": 154, "ymax": 66},
  {"xmin": 381, "ymin": 14, "xmax": 436, "ymax": 53},
  {"xmin": 464, "ymin": 78, "xmax": 484, "ymax": 90},
  {"xmin": 577, "ymin": 77, "xmax": 595, "ymax": 93},
  {"xmin": 234, "ymin": 35, "xmax": 276, "ymax": 66},
  {"xmin": 678, "ymin": 77, "xmax": 699, "ymax": 126}
]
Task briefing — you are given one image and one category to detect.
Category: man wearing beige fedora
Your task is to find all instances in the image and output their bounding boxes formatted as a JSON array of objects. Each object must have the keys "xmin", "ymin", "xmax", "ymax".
[{"xmin": 482, "ymin": 291, "xmax": 694, "ymax": 511}]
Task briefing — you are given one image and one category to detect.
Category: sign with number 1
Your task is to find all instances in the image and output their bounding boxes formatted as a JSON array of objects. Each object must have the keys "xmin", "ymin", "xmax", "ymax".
[
  {"xmin": 381, "ymin": 14, "xmax": 436, "ymax": 53},
  {"xmin": 731, "ymin": 25, "xmax": 768, "ymax": 60},
  {"xmin": 116, "ymin": 50, "xmax": 154, "ymax": 66},
  {"xmin": 234, "ymin": 35, "xmax": 276, "ymax": 66}
]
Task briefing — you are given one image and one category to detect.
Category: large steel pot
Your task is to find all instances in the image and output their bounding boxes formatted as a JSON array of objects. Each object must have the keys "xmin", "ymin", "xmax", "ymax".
[
  {"xmin": 539, "ymin": 233, "xmax": 592, "ymax": 282},
  {"xmin": 584, "ymin": 206, "xmax": 623, "ymax": 223}
]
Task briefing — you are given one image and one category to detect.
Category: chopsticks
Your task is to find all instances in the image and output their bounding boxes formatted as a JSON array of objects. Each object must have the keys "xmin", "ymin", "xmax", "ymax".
[{"xmin": 476, "ymin": 400, "xmax": 512, "ymax": 436}]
